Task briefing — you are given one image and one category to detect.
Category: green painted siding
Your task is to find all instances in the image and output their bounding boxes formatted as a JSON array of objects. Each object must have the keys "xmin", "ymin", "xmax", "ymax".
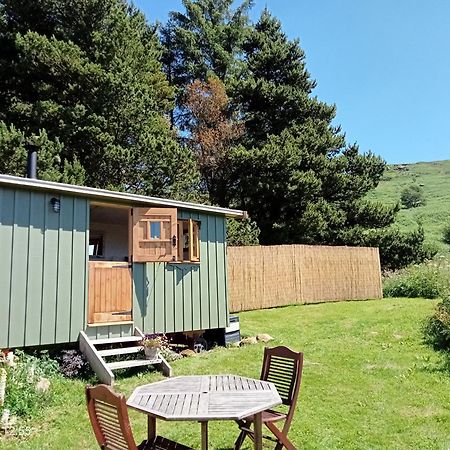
[
  {"xmin": 0, "ymin": 184, "xmax": 229, "ymax": 346},
  {"xmin": 0, "ymin": 187, "xmax": 88, "ymax": 348},
  {"xmin": 133, "ymin": 211, "xmax": 229, "ymax": 334},
  {"xmin": 84, "ymin": 324, "xmax": 133, "ymax": 341}
]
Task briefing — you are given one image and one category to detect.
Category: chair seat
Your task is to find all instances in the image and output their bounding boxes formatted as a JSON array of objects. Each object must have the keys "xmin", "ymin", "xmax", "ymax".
[
  {"xmin": 243, "ymin": 409, "xmax": 287, "ymax": 424},
  {"xmin": 139, "ymin": 436, "xmax": 195, "ymax": 450}
]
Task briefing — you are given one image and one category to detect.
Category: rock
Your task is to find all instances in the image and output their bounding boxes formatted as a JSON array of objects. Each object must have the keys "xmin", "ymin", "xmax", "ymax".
[
  {"xmin": 240, "ymin": 336, "xmax": 257, "ymax": 346},
  {"xmin": 256, "ymin": 334, "xmax": 273, "ymax": 343},
  {"xmin": 0, "ymin": 409, "xmax": 10, "ymax": 430},
  {"xmin": 36, "ymin": 377, "xmax": 50, "ymax": 392},
  {"xmin": 180, "ymin": 349, "xmax": 196, "ymax": 358},
  {"xmin": 5, "ymin": 352, "xmax": 16, "ymax": 368}
]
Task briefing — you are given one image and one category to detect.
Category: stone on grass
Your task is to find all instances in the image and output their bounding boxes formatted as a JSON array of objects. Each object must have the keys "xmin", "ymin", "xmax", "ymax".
[
  {"xmin": 240, "ymin": 336, "xmax": 257, "ymax": 346},
  {"xmin": 256, "ymin": 334, "xmax": 273, "ymax": 343},
  {"xmin": 180, "ymin": 349, "xmax": 196, "ymax": 358}
]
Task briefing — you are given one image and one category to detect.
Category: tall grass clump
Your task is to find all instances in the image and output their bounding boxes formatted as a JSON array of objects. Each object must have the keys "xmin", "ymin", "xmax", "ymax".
[{"xmin": 383, "ymin": 263, "xmax": 450, "ymax": 299}]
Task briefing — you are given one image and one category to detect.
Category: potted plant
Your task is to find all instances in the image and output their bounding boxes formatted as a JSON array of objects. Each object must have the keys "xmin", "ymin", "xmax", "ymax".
[{"xmin": 141, "ymin": 334, "xmax": 164, "ymax": 360}]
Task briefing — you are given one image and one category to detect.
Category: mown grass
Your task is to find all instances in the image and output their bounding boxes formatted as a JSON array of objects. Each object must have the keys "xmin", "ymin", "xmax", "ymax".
[
  {"xmin": 368, "ymin": 159, "xmax": 450, "ymax": 254},
  {"xmin": 2, "ymin": 298, "xmax": 450, "ymax": 449}
]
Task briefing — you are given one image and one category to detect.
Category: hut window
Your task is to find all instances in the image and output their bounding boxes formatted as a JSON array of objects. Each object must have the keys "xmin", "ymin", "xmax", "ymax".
[
  {"xmin": 89, "ymin": 234, "xmax": 104, "ymax": 257},
  {"xmin": 177, "ymin": 219, "xmax": 200, "ymax": 262},
  {"xmin": 148, "ymin": 221, "xmax": 161, "ymax": 239}
]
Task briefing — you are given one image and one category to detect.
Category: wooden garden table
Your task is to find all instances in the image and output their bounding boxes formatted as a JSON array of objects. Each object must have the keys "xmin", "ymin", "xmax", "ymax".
[{"xmin": 127, "ymin": 374, "xmax": 282, "ymax": 450}]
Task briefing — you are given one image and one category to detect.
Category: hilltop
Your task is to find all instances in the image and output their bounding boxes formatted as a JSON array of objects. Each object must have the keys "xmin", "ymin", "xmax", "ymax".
[{"xmin": 368, "ymin": 159, "xmax": 450, "ymax": 254}]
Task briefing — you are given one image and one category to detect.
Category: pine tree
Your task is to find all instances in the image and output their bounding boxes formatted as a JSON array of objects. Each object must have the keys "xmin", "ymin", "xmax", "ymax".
[
  {"xmin": 233, "ymin": 9, "xmax": 332, "ymax": 145},
  {"xmin": 161, "ymin": 0, "xmax": 252, "ymax": 128},
  {"xmin": 230, "ymin": 10, "xmax": 399, "ymax": 246},
  {"xmin": 0, "ymin": 0, "xmax": 199, "ymax": 198}
]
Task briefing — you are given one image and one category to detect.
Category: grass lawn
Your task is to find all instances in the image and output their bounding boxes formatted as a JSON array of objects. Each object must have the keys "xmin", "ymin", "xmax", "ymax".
[{"xmin": 2, "ymin": 298, "xmax": 450, "ymax": 449}]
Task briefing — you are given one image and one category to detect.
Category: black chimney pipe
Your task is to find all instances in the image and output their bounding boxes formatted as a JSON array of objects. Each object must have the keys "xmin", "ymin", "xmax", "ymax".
[{"xmin": 26, "ymin": 143, "xmax": 38, "ymax": 179}]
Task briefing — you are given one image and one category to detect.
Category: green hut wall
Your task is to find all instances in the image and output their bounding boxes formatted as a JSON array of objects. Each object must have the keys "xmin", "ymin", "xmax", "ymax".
[
  {"xmin": 0, "ymin": 186, "xmax": 89, "ymax": 349},
  {"xmin": 1, "ymin": 185, "xmax": 229, "ymax": 347}
]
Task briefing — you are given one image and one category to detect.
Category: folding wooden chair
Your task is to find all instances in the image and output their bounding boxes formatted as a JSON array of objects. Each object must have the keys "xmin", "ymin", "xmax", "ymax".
[
  {"xmin": 234, "ymin": 346, "xmax": 304, "ymax": 450},
  {"xmin": 86, "ymin": 384, "xmax": 194, "ymax": 450}
]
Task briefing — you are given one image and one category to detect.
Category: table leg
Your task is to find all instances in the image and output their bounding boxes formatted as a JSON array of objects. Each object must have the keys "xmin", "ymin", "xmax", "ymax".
[
  {"xmin": 201, "ymin": 421, "xmax": 208, "ymax": 450},
  {"xmin": 253, "ymin": 412, "xmax": 263, "ymax": 450},
  {"xmin": 147, "ymin": 416, "xmax": 156, "ymax": 441}
]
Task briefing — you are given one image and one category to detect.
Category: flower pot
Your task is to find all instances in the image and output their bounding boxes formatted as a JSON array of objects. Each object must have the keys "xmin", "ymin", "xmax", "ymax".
[{"xmin": 144, "ymin": 347, "xmax": 160, "ymax": 360}]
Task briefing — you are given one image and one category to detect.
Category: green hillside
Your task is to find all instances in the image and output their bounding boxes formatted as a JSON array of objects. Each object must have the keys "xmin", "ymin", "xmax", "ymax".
[{"xmin": 368, "ymin": 160, "xmax": 450, "ymax": 254}]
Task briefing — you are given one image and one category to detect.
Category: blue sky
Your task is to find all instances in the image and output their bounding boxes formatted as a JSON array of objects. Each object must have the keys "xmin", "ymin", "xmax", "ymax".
[{"xmin": 133, "ymin": 0, "xmax": 450, "ymax": 164}]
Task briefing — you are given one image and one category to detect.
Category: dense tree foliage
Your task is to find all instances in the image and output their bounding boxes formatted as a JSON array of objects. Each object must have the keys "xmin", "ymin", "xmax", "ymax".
[
  {"xmin": 0, "ymin": 0, "xmax": 198, "ymax": 198},
  {"xmin": 0, "ymin": 0, "xmax": 432, "ymax": 268},
  {"xmin": 161, "ymin": 2, "xmax": 430, "ymax": 267}
]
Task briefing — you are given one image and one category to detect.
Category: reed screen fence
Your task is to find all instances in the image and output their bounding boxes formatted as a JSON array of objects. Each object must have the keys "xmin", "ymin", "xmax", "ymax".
[{"xmin": 227, "ymin": 245, "xmax": 382, "ymax": 313}]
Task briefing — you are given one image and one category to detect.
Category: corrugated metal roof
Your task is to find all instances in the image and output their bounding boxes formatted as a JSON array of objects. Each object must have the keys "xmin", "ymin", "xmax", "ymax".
[{"xmin": 0, "ymin": 175, "xmax": 246, "ymax": 219}]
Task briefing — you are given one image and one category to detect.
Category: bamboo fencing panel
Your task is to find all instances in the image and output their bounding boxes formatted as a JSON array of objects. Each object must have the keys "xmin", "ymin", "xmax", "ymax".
[{"xmin": 227, "ymin": 245, "xmax": 382, "ymax": 313}]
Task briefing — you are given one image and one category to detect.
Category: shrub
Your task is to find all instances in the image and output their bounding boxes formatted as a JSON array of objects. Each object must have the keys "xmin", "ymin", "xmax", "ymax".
[
  {"xmin": 400, "ymin": 184, "xmax": 426, "ymax": 209},
  {"xmin": 227, "ymin": 218, "xmax": 260, "ymax": 246},
  {"xmin": 383, "ymin": 264, "xmax": 450, "ymax": 299},
  {"xmin": 367, "ymin": 226, "xmax": 435, "ymax": 271},
  {"xmin": 442, "ymin": 222, "xmax": 450, "ymax": 245},
  {"xmin": 57, "ymin": 350, "xmax": 90, "ymax": 379},
  {"xmin": 423, "ymin": 296, "xmax": 450, "ymax": 352},
  {"xmin": 339, "ymin": 225, "xmax": 435, "ymax": 271}
]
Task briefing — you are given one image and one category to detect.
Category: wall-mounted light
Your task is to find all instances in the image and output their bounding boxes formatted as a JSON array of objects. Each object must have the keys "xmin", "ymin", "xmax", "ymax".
[
  {"xmin": 172, "ymin": 235, "xmax": 177, "ymax": 247},
  {"xmin": 50, "ymin": 197, "xmax": 61, "ymax": 213}
]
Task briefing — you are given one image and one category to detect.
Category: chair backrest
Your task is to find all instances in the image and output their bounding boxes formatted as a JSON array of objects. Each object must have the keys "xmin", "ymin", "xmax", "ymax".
[
  {"xmin": 260, "ymin": 346, "xmax": 304, "ymax": 408},
  {"xmin": 86, "ymin": 384, "xmax": 138, "ymax": 450}
]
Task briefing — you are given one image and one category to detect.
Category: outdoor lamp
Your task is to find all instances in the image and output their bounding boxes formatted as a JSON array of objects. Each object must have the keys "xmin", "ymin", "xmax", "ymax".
[{"xmin": 50, "ymin": 197, "xmax": 61, "ymax": 213}]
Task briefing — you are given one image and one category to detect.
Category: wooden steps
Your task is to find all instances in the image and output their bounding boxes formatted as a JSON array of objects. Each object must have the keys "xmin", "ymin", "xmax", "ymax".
[
  {"xmin": 107, "ymin": 359, "xmax": 160, "ymax": 370},
  {"xmin": 90, "ymin": 336, "xmax": 142, "ymax": 345},
  {"xmin": 79, "ymin": 327, "xmax": 172, "ymax": 385},
  {"xmin": 97, "ymin": 346, "xmax": 143, "ymax": 357}
]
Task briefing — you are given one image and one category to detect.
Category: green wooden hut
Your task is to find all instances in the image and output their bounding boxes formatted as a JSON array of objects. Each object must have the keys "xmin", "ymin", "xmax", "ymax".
[{"xmin": 0, "ymin": 174, "xmax": 244, "ymax": 383}]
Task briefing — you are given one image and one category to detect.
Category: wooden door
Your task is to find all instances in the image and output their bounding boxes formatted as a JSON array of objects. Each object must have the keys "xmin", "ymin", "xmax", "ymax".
[{"xmin": 88, "ymin": 261, "xmax": 132, "ymax": 324}]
